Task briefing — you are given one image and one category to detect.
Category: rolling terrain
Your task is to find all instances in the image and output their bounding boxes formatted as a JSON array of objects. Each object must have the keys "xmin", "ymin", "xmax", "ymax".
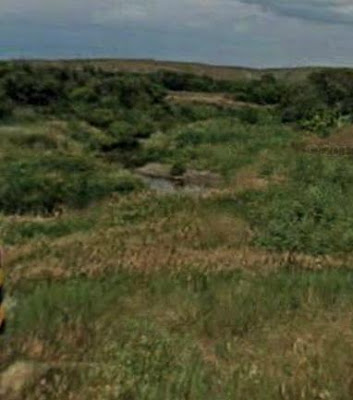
[
  {"xmin": 7, "ymin": 58, "xmax": 345, "ymax": 82},
  {"xmin": 1, "ymin": 61, "xmax": 353, "ymax": 399}
]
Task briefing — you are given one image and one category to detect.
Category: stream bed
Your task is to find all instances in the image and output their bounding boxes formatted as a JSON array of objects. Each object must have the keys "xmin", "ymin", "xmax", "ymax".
[{"xmin": 138, "ymin": 175, "xmax": 207, "ymax": 194}]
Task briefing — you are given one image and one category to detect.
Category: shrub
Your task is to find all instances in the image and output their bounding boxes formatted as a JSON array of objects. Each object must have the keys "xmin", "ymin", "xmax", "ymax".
[
  {"xmin": 96, "ymin": 76, "xmax": 166, "ymax": 109},
  {"xmin": 109, "ymin": 121, "xmax": 134, "ymax": 138},
  {"xmin": 151, "ymin": 71, "xmax": 216, "ymax": 92},
  {"xmin": 242, "ymin": 155, "xmax": 353, "ymax": 255},
  {"xmin": 0, "ymin": 154, "xmax": 142, "ymax": 214},
  {"xmin": 309, "ymin": 69, "xmax": 353, "ymax": 113},
  {"xmin": 279, "ymin": 82, "xmax": 327, "ymax": 123},
  {"xmin": 236, "ymin": 74, "xmax": 284, "ymax": 105},
  {"xmin": 300, "ymin": 109, "xmax": 340, "ymax": 137},
  {"xmin": 3, "ymin": 69, "xmax": 64, "ymax": 106},
  {"xmin": 69, "ymin": 86, "xmax": 98, "ymax": 104}
]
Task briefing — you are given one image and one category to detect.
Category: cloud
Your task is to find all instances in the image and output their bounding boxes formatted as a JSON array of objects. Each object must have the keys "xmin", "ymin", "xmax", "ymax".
[
  {"xmin": 2, "ymin": 0, "xmax": 353, "ymax": 26},
  {"xmin": 238, "ymin": 0, "xmax": 353, "ymax": 24},
  {"xmin": 0, "ymin": 0, "xmax": 262, "ymax": 28},
  {"xmin": 1, "ymin": 0, "xmax": 353, "ymax": 67}
]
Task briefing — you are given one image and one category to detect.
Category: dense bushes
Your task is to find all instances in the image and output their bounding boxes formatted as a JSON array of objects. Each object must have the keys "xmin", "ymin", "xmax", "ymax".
[
  {"xmin": 150, "ymin": 71, "xmax": 286, "ymax": 106},
  {"xmin": 278, "ymin": 82, "xmax": 335, "ymax": 135},
  {"xmin": 279, "ymin": 69, "xmax": 353, "ymax": 133},
  {"xmin": 242, "ymin": 155, "xmax": 353, "ymax": 255},
  {"xmin": 236, "ymin": 74, "xmax": 285, "ymax": 105},
  {"xmin": 309, "ymin": 69, "xmax": 353, "ymax": 113},
  {"xmin": 150, "ymin": 71, "xmax": 217, "ymax": 92},
  {"xmin": 0, "ymin": 63, "xmax": 167, "ymax": 119},
  {"xmin": 0, "ymin": 154, "xmax": 142, "ymax": 214},
  {"xmin": 4, "ymin": 62, "xmax": 352, "ymax": 136},
  {"xmin": 1, "ymin": 63, "xmax": 352, "ymax": 122},
  {"xmin": 93, "ymin": 76, "xmax": 166, "ymax": 109},
  {"xmin": 3, "ymin": 70, "xmax": 64, "ymax": 106}
]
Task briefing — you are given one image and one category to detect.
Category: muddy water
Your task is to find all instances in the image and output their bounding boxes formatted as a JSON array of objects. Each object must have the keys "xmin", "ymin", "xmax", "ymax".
[
  {"xmin": 138, "ymin": 175, "xmax": 206, "ymax": 194},
  {"xmin": 135, "ymin": 163, "xmax": 222, "ymax": 194}
]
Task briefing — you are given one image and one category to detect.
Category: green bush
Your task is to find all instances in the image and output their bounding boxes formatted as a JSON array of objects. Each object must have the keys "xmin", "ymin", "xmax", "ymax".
[
  {"xmin": 236, "ymin": 74, "xmax": 284, "ymax": 105},
  {"xmin": 0, "ymin": 154, "xmax": 142, "ymax": 214},
  {"xmin": 68, "ymin": 86, "xmax": 99, "ymax": 104},
  {"xmin": 150, "ymin": 71, "xmax": 216, "ymax": 92},
  {"xmin": 242, "ymin": 155, "xmax": 353, "ymax": 255},
  {"xmin": 279, "ymin": 70, "xmax": 353, "ymax": 129},
  {"xmin": 280, "ymin": 83, "xmax": 327, "ymax": 123},
  {"xmin": 102, "ymin": 121, "xmax": 139, "ymax": 151},
  {"xmin": 96, "ymin": 75, "xmax": 166, "ymax": 109},
  {"xmin": 309, "ymin": 69, "xmax": 353, "ymax": 114},
  {"xmin": 300, "ymin": 109, "xmax": 340, "ymax": 137},
  {"xmin": 108, "ymin": 120, "xmax": 133, "ymax": 138},
  {"xmin": 3, "ymin": 69, "xmax": 64, "ymax": 106}
]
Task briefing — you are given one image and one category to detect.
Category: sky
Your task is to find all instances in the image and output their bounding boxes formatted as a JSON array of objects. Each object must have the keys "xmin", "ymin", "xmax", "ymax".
[{"xmin": 1, "ymin": 0, "xmax": 353, "ymax": 68}]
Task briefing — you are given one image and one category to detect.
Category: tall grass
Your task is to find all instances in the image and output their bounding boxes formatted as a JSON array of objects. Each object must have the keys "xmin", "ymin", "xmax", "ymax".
[{"xmin": 4, "ymin": 268, "xmax": 353, "ymax": 399}]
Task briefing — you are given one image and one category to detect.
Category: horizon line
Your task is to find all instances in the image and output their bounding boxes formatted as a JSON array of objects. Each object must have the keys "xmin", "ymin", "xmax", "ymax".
[{"xmin": 0, "ymin": 56, "xmax": 352, "ymax": 71}]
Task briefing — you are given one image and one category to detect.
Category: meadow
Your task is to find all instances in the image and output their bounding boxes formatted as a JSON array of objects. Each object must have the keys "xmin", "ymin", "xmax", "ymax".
[{"xmin": 1, "ymin": 61, "xmax": 353, "ymax": 399}]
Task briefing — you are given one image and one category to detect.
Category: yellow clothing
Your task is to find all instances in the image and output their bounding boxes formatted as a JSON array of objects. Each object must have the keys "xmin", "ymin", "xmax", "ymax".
[
  {"xmin": 0, "ymin": 268, "xmax": 4, "ymax": 287},
  {"xmin": 0, "ymin": 265, "xmax": 4, "ymax": 332},
  {"xmin": 0, "ymin": 304, "xmax": 4, "ymax": 330}
]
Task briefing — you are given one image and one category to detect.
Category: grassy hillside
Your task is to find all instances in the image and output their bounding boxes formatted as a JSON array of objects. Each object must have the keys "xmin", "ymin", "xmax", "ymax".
[{"xmin": 1, "ymin": 62, "xmax": 353, "ymax": 399}]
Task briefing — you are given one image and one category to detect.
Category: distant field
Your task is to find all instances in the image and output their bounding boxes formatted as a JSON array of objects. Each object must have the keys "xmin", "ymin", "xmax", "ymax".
[
  {"xmin": 166, "ymin": 91, "xmax": 272, "ymax": 109},
  {"xmin": 5, "ymin": 58, "xmax": 345, "ymax": 82}
]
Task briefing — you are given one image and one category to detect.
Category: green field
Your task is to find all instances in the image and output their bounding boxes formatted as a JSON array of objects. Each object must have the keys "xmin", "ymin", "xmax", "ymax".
[{"xmin": 1, "ymin": 61, "xmax": 353, "ymax": 399}]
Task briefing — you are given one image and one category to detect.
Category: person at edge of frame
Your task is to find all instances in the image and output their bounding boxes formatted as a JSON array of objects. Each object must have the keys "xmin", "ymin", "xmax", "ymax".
[{"xmin": 0, "ymin": 246, "xmax": 5, "ymax": 334}]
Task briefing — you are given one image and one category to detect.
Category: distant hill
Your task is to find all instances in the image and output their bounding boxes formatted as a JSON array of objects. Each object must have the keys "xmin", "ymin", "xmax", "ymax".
[{"xmin": 5, "ymin": 58, "xmax": 351, "ymax": 82}]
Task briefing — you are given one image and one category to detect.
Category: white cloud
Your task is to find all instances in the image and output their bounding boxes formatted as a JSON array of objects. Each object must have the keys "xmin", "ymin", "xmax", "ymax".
[
  {"xmin": 1, "ymin": 0, "xmax": 353, "ymax": 26},
  {"xmin": 238, "ymin": 0, "xmax": 353, "ymax": 24},
  {"xmin": 1, "ymin": 0, "xmax": 353, "ymax": 66},
  {"xmin": 92, "ymin": 0, "xmax": 263, "ymax": 29},
  {"xmin": 0, "ymin": 0, "xmax": 263, "ymax": 27}
]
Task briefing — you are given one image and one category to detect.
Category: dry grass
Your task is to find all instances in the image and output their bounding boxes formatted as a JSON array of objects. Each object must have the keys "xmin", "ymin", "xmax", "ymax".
[
  {"xmin": 302, "ymin": 124, "xmax": 353, "ymax": 154},
  {"xmin": 4, "ymin": 261, "xmax": 353, "ymax": 399},
  {"xmin": 4, "ymin": 189, "xmax": 352, "ymax": 290},
  {"xmin": 166, "ymin": 91, "xmax": 270, "ymax": 109}
]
